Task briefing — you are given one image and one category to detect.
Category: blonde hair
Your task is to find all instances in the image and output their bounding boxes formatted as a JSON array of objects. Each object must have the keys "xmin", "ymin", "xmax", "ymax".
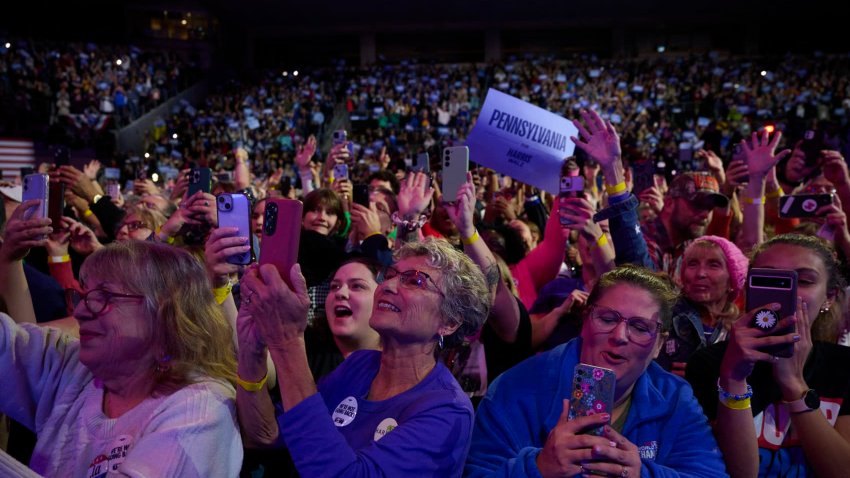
[{"xmin": 80, "ymin": 241, "xmax": 237, "ymax": 391}]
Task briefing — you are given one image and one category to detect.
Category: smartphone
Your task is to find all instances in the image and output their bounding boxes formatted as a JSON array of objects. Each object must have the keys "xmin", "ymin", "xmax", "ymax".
[
  {"xmin": 22, "ymin": 174, "xmax": 49, "ymax": 220},
  {"xmin": 559, "ymin": 176, "xmax": 584, "ymax": 226},
  {"xmin": 567, "ymin": 363, "xmax": 616, "ymax": 436},
  {"xmin": 441, "ymin": 146, "xmax": 469, "ymax": 203},
  {"xmin": 217, "ymin": 171, "xmax": 234, "ymax": 183},
  {"xmin": 333, "ymin": 163, "xmax": 349, "ymax": 181},
  {"xmin": 746, "ymin": 268, "xmax": 797, "ymax": 358},
  {"xmin": 414, "ymin": 152, "xmax": 430, "ymax": 174},
  {"xmin": 48, "ymin": 181, "xmax": 65, "ymax": 227},
  {"xmin": 216, "ymin": 193, "xmax": 253, "ymax": 265},
  {"xmin": 187, "ymin": 167, "xmax": 212, "ymax": 196},
  {"xmin": 778, "ymin": 193, "xmax": 833, "ymax": 218},
  {"xmin": 106, "ymin": 183, "xmax": 121, "ymax": 199},
  {"xmin": 631, "ymin": 160, "xmax": 656, "ymax": 195},
  {"xmin": 54, "ymin": 147, "xmax": 70, "ymax": 167},
  {"xmin": 332, "ymin": 129, "xmax": 347, "ymax": 146},
  {"xmin": 353, "ymin": 184, "xmax": 370, "ymax": 207},
  {"xmin": 103, "ymin": 167, "xmax": 121, "ymax": 181},
  {"xmin": 260, "ymin": 199, "xmax": 303, "ymax": 288}
]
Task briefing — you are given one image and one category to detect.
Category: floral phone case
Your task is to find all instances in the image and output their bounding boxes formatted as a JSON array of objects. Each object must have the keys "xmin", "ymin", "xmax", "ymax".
[{"xmin": 568, "ymin": 363, "xmax": 616, "ymax": 435}]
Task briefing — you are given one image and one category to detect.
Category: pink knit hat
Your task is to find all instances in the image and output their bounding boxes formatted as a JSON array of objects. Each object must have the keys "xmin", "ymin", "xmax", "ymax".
[{"xmin": 682, "ymin": 235, "xmax": 749, "ymax": 298}]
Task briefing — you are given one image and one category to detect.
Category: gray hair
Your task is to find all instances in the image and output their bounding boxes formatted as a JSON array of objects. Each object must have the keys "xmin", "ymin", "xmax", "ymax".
[{"xmin": 395, "ymin": 238, "xmax": 491, "ymax": 347}]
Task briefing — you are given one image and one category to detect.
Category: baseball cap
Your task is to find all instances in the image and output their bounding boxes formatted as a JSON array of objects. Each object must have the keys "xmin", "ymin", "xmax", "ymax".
[
  {"xmin": 669, "ymin": 172, "xmax": 728, "ymax": 209},
  {"xmin": 0, "ymin": 184, "xmax": 22, "ymax": 202}
]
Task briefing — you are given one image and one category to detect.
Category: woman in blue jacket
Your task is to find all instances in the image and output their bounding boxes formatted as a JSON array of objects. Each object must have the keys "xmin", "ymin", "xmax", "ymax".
[{"xmin": 465, "ymin": 265, "xmax": 728, "ymax": 478}]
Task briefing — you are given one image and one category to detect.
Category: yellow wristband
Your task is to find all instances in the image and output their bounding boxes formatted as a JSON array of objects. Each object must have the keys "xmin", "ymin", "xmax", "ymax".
[
  {"xmin": 48, "ymin": 254, "xmax": 71, "ymax": 264},
  {"xmin": 83, "ymin": 209, "xmax": 94, "ymax": 218},
  {"xmin": 765, "ymin": 188, "xmax": 785, "ymax": 199},
  {"xmin": 461, "ymin": 230, "xmax": 480, "ymax": 246},
  {"xmin": 719, "ymin": 397, "xmax": 752, "ymax": 410},
  {"xmin": 236, "ymin": 373, "xmax": 268, "ymax": 392},
  {"xmin": 595, "ymin": 234, "xmax": 609, "ymax": 249},
  {"xmin": 212, "ymin": 282, "xmax": 233, "ymax": 305},
  {"xmin": 742, "ymin": 196, "xmax": 766, "ymax": 205},
  {"xmin": 605, "ymin": 182, "xmax": 627, "ymax": 195}
]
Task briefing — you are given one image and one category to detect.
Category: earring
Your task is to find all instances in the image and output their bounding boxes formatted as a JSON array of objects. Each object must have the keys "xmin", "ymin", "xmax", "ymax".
[
  {"xmin": 820, "ymin": 304, "xmax": 831, "ymax": 314},
  {"xmin": 438, "ymin": 334, "xmax": 444, "ymax": 350},
  {"xmin": 155, "ymin": 354, "xmax": 172, "ymax": 374}
]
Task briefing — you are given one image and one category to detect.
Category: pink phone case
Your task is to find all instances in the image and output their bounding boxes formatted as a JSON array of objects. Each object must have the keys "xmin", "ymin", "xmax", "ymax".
[
  {"xmin": 568, "ymin": 363, "xmax": 616, "ymax": 436},
  {"xmin": 216, "ymin": 193, "xmax": 253, "ymax": 265},
  {"xmin": 259, "ymin": 199, "xmax": 303, "ymax": 287}
]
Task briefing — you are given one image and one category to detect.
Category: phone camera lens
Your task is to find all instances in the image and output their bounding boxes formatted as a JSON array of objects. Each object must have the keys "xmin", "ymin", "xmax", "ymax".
[{"xmin": 225, "ymin": 203, "xmax": 232, "ymax": 210}]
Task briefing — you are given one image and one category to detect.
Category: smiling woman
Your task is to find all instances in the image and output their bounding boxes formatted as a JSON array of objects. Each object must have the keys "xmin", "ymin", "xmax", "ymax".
[{"xmin": 466, "ymin": 265, "xmax": 728, "ymax": 478}]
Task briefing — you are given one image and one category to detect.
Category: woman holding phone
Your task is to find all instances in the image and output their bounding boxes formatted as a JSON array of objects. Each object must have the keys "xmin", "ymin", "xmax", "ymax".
[
  {"xmin": 686, "ymin": 234, "xmax": 850, "ymax": 478},
  {"xmin": 465, "ymin": 265, "xmax": 727, "ymax": 478},
  {"xmin": 236, "ymin": 238, "xmax": 489, "ymax": 477}
]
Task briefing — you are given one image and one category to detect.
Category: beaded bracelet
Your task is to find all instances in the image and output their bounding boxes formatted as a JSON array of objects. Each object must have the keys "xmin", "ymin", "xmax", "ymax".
[{"xmin": 717, "ymin": 378, "xmax": 753, "ymax": 400}]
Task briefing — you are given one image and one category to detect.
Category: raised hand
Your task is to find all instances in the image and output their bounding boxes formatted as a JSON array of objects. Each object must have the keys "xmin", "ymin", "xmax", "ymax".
[
  {"xmin": 83, "ymin": 159, "xmax": 102, "ymax": 181},
  {"xmin": 205, "ymin": 227, "xmax": 251, "ymax": 287},
  {"xmin": 241, "ymin": 263, "xmax": 312, "ymax": 350},
  {"xmin": 719, "ymin": 303, "xmax": 800, "ymax": 383},
  {"xmin": 350, "ymin": 203, "xmax": 382, "ymax": 240},
  {"xmin": 696, "ymin": 149, "xmax": 726, "ymax": 186},
  {"xmin": 740, "ymin": 130, "xmax": 791, "ymax": 181},
  {"xmin": 65, "ymin": 218, "xmax": 103, "ymax": 256},
  {"xmin": 397, "ymin": 171, "xmax": 433, "ymax": 218},
  {"xmin": 443, "ymin": 173, "xmax": 476, "ymax": 238},
  {"xmin": 294, "ymin": 135, "xmax": 318, "ymax": 173},
  {"xmin": 570, "ymin": 109, "xmax": 622, "ymax": 169}
]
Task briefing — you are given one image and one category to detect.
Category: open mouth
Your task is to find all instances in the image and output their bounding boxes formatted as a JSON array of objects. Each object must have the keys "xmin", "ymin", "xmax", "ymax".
[
  {"xmin": 603, "ymin": 351, "xmax": 627, "ymax": 363},
  {"xmin": 334, "ymin": 305, "xmax": 353, "ymax": 317},
  {"xmin": 377, "ymin": 301, "xmax": 400, "ymax": 313}
]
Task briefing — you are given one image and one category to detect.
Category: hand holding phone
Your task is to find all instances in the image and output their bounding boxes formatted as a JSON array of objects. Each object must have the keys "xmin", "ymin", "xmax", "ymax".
[
  {"xmin": 559, "ymin": 176, "xmax": 585, "ymax": 226},
  {"xmin": 441, "ymin": 146, "xmax": 469, "ymax": 203},
  {"xmin": 22, "ymin": 174, "xmax": 49, "ymax": 220},
  {"xmin": 778, "ymin": 193, "xmax": 834, "ymax": 218},
  {"xmin": 187, "ymin": 167, "xmax": 212, "ymax": 197},
  {"xmin": 216, "ymin": 193, "xmax": 253, "ymax": 265}
]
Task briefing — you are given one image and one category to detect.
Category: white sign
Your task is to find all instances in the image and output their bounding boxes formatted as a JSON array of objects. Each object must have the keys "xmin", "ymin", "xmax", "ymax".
[{"xmin": 466, "ymin": 89, "xmax": 578, "ymax": 194}]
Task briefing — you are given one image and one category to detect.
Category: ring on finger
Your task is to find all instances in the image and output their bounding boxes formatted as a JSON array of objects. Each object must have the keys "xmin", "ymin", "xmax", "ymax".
[{"xmin": 620, "ymin": 465, "xmax": 629, "ymax": 478}]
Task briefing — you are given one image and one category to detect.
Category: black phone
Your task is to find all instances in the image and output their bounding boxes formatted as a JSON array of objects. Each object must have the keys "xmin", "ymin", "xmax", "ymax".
[
  {"xmin": 778, "ymin": 193, "xmax": 833, "ymax": 218},
  {"xmin": 746, "ymin": 268, "xmax": 797, "ymax": 358},
  {"xmin": 187, "ymin": 167, "xmax": 212, "ymax": 196},
  {"xmin": 631, "ymin": 160, "xmax": 656, "ymax": 195},
  {"xmin": 353, "ymin": 184, "xmax": 370, "ymax": 207}
]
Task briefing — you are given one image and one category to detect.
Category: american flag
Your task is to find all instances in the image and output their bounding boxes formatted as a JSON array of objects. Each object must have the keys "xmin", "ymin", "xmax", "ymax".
[{"xmin": 0, "ymin": 138, "xmax": 36, "ymax": 180}]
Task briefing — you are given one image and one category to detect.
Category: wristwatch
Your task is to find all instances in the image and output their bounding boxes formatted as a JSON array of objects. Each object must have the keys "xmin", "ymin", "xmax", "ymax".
[
  {"xmin": 92, "ymin": 194, "xmax": 103, "ymax": 204},
  {"xmin": 785, "ymin": 389, "xmax": 820, "ymax": 414}
]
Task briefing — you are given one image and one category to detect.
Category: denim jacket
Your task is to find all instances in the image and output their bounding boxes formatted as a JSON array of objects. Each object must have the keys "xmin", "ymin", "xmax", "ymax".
[{"xmin": 593, "ymin": 194, "xmax": 656, "ymax": 270}]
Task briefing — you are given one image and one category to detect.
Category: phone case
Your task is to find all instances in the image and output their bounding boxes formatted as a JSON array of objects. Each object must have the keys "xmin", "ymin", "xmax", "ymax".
[
  {"xmin": 333, "ymin": 130, "xmax": 347, "ymax": 145},
  {"xmin": 568, "ymin": 363, "xmax": 616, "ymax": 436},
  {"xmin": 48, "ymin": 181, "xmax": 65, "ymax": 228},
  {"xmin": 217, "ymin": 193, "xmax": 253, "ymax": 265},
  {"xmin": 746, "ymin": 268, "xmax": 797, "ymax": 357},
  {"xmin": 260, "ymin": 199, "xmax": 303, "ymax": 287},
  {"xmin": 559, "ymin": 176, "xmax": 584, "ymax": 226},
  {"xmin": 187, "ymin": 167, "xmax": 212, "ymax": 196},
  {"xmin": 21, "ymin": 173, "xmax": 49, "ymax": 220},
  {"xmin": 415, "ymin": 153, "xmax": 430, "ymax": 173},
  {"xmin": 778, "ymin": 194, "xmax": 833, "ymax": 218},
  {"xmin": 353, "ymin": 184, "xmax": 370, "ymax": 207},
  {"xmin": 441, "ymin": 146, "xmax": 469, "ymax": 202},
  {"xmin": 333, "ymin": 163, "xmax": 349, "ymax": 181}
]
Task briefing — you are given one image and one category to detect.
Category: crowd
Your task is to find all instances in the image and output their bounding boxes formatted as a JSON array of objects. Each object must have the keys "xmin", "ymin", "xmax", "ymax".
[
  {"xmin": 2, "ymin": 49, "xmax": 850, "ymax": 478},
  {"xmin": 0, "ymin": 39, "xmax": 198, "ymax": 142}
]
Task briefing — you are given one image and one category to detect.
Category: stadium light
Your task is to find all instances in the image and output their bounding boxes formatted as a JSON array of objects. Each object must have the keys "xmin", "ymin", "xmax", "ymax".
[
  {"xmin": 172, "ymin": 133, "xmax": 178, "ymax": 139},
  {"xmin": 293, "ymin": 70, "xmax": 299, "ymax": 77},
  {"xmin": 144, "ymin": 152, "xmax": 151, "ymax": 158},
  {"xmin": 4, "ymin": 43, "xmax": 10, "ymax": 49}
]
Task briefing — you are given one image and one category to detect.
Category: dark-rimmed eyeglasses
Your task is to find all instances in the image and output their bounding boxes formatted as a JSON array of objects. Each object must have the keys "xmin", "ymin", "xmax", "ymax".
[
  {"xmin": 378, "ymin": 266, "xmax": 443, "ymax": 296},
  {"xmin": 587, "ymin": 305, "xmax": 662, "ymax": 346},
  {"xmin": 70, "ymin": 288, "xmax": 145, "ymax": 316},
  {"xmin": 117, "ymin": 220, "xmax": 150, "ymax": 232}
]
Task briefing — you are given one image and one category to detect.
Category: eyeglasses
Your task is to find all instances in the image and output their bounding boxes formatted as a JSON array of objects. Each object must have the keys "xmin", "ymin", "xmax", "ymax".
[
  {"xmin": 70, "ymin": 288, "xmax": 145, "ymax": 316},
  {"xmin": 587, "ymin": 305, "xmax": 662, "ymax": 346},
  {"xmin": 117, "ymin": 220, "xmax": 149, "ymax": 232},
  {"xmin": 379, "ymin": 266, "xmax": 443, "ymax": 296}
]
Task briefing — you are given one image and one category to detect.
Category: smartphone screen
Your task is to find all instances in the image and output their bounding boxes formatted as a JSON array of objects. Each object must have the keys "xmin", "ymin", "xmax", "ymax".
[
  {"xmin": 746, "ymin": 268, "xmax": 797, "ymax": 358},
  {"xmin": 568, "ymin": 363, "xmax": 616, "ymax": 436},
  {"xmin": 260, "ymin": 199, "xmax": 303, "ymax": 288},
  {"xmin": 217, "ymin": 193, "xmax": 253, "ymax": 265},
  {"xmin": 333, "ymin": 164, "xmax": 349, "ymax": 181}
]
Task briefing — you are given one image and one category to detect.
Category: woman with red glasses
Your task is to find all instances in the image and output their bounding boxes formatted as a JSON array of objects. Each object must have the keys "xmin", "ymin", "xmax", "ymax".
[
  {"xmin": 466, "ymin": 265, "xmax": 728, "ymax": 478},
  {"xmin": 235, "ymin": 237, "xmax": 490, "ymax": 477}
]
